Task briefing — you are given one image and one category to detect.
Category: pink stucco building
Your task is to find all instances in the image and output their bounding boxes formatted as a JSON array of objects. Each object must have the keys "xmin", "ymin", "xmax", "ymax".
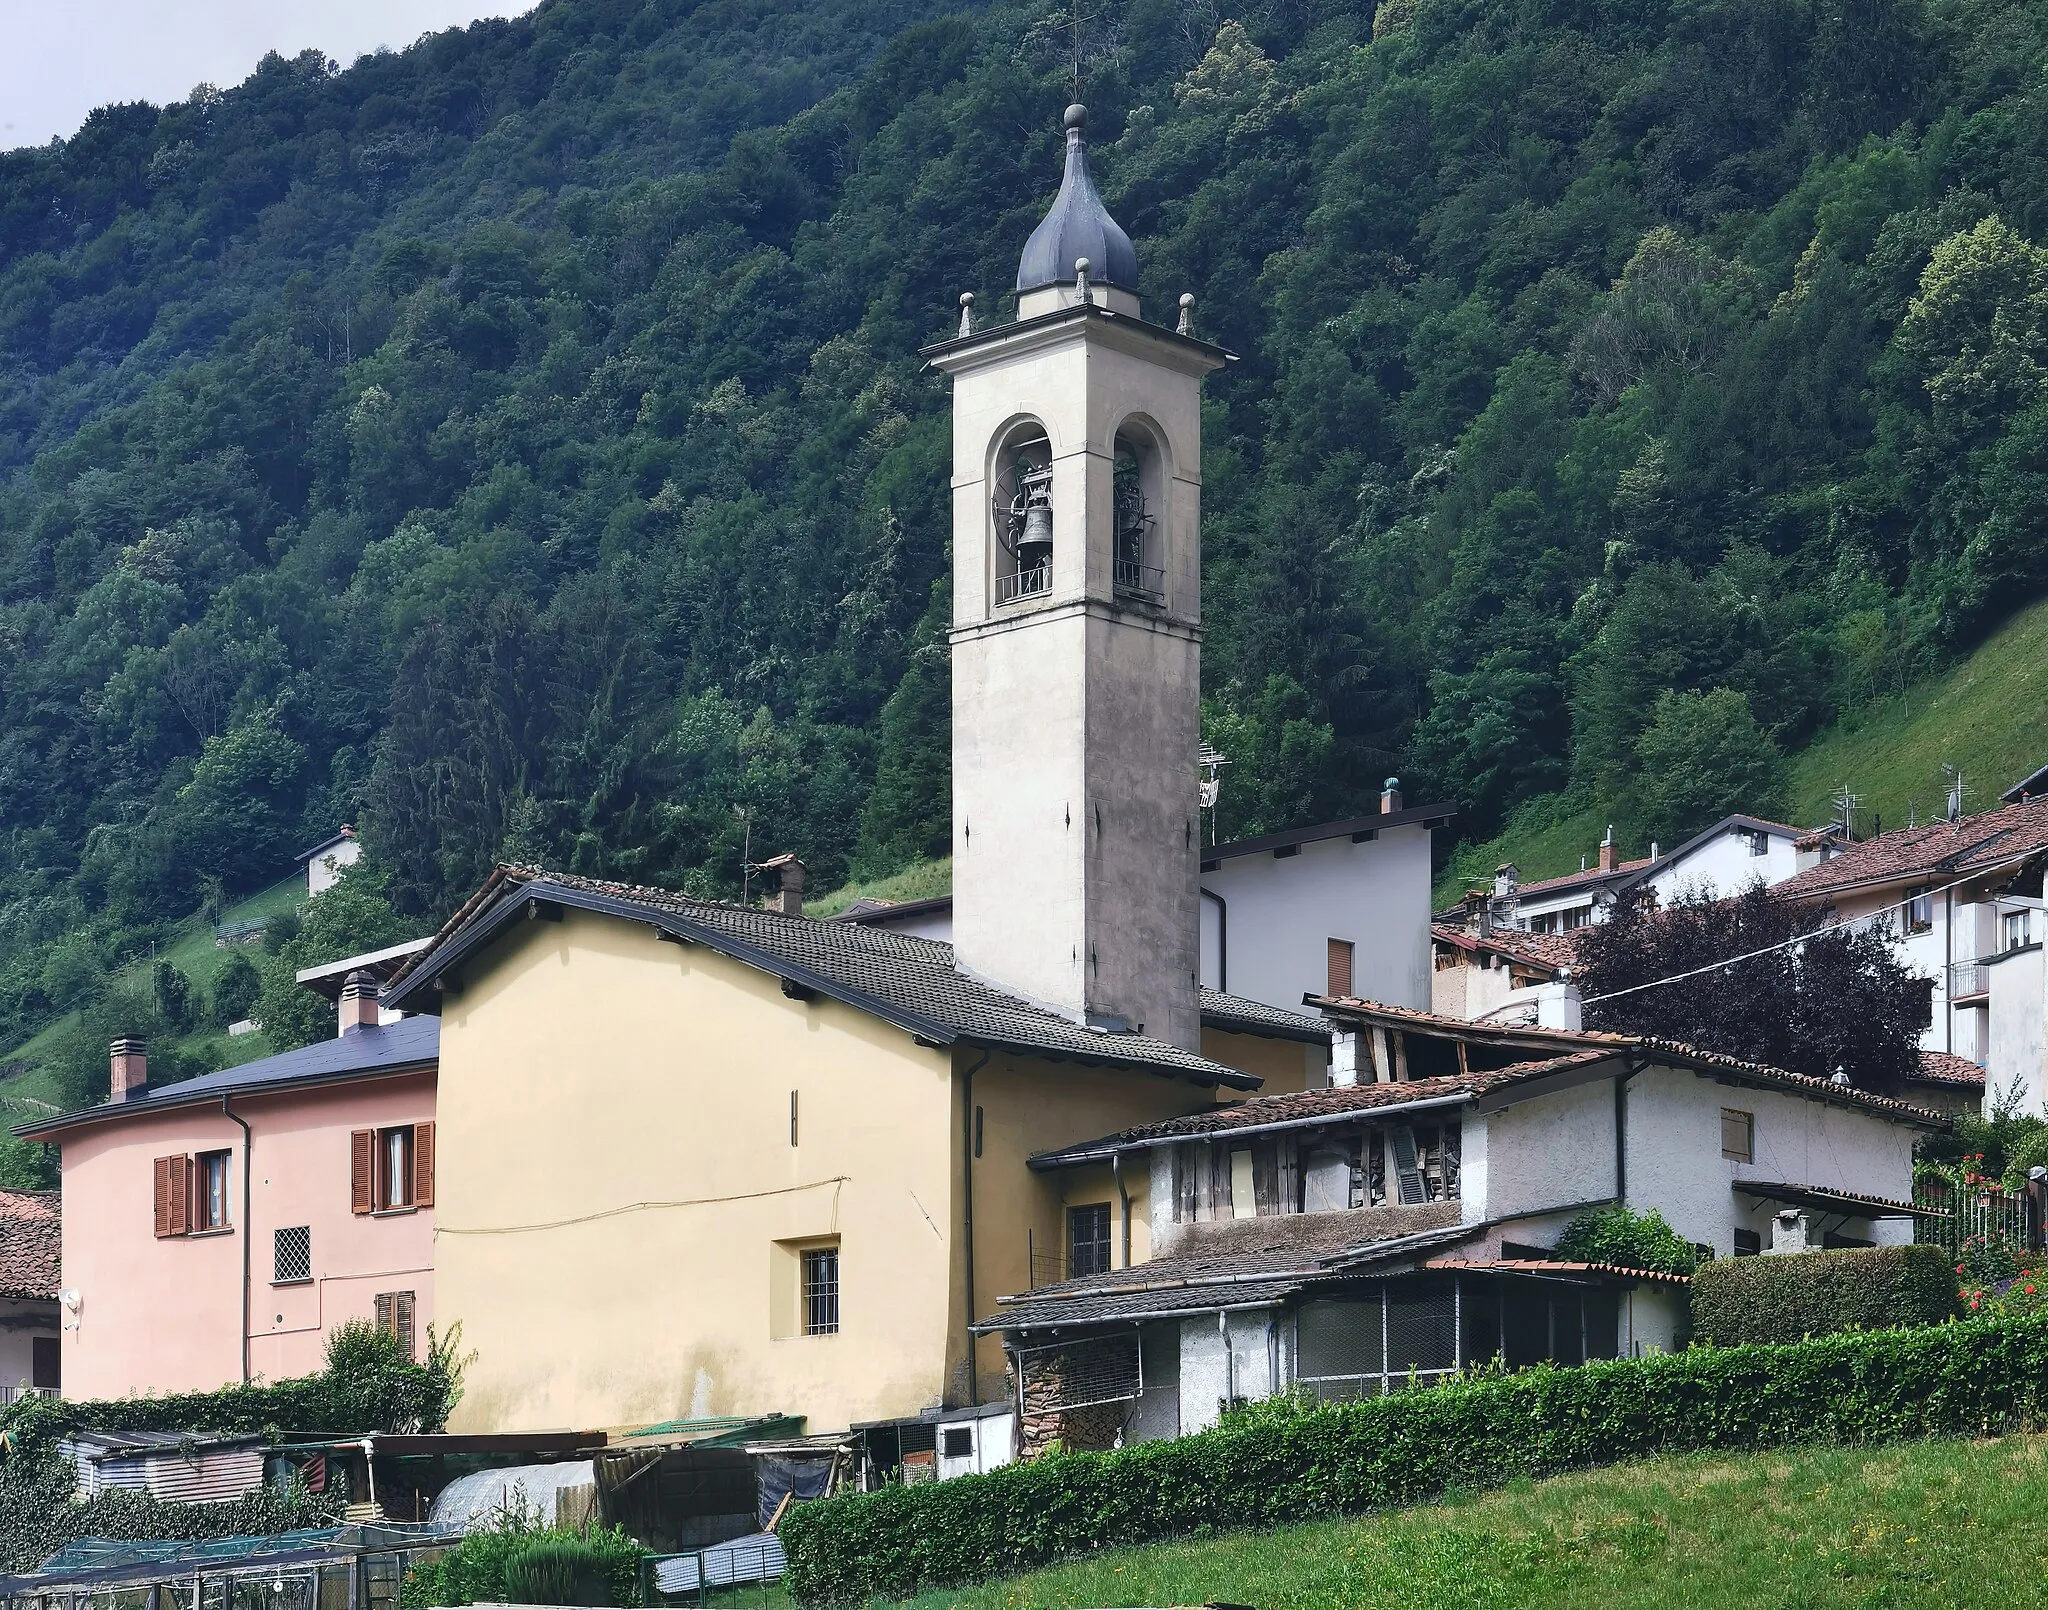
[{"xmin": 19, "ymin": 981, "xmax": 437, "ymax": 1401}]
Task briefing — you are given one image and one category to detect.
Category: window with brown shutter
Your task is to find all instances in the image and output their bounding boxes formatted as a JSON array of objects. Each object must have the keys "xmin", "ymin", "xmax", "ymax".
[
  {"xmin": 153, "ymin": 1155, "xmax": 190, "ymax": 1238},
  {"xmin": 351, "ymin": 1130, "xmax": 375, "ymax": 1215},
  {"xmin": 1327, "ymin": 938, "xmax": 1355, "ymax": 998},
  {"xmin": 375, "ymin": 1290, "xmax": 416, "ymax": 1360},
  {"xmin": 413, "ymin": 1123, "xmax": 435, "ymax": 1208}
]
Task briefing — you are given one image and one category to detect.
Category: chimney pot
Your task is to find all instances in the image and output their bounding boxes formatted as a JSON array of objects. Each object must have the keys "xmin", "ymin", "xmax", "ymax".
[
  {"xmin": 338, "ymin": 971, "xmax": 381, "ymax": 1036},
  {"xmin": 1380, "ymin": 777, "xmax": 1402, "ymax": 815},
  {"xmin": 110, "ymin": 1037, "xmax": 149, "ymax": 1103}
]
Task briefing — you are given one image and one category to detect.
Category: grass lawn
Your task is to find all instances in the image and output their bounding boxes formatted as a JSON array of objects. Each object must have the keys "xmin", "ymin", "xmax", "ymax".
[
  {"xmin": 735, "ymin": 1433, "xmax": 2048, "ymax": 1609},
  {"xmin": 809, "ymin": 858, "xmax": 953, "ymax": 919}
]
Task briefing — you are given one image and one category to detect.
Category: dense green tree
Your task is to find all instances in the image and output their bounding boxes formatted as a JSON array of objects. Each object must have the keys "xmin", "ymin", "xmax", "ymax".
[
  {"xmin": 1630, "ymin": 689, "xmax": 1788, "ymax": 845},
  {"xmin": 254, "ymin": 863, "xmax": 414, "ymax": 1051}
]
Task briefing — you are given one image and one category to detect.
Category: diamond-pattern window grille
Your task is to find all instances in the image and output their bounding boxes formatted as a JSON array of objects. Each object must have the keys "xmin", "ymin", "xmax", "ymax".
[{"xmin": 274, "ymin": 1225, "xmax": 311, "ymax": 1284}]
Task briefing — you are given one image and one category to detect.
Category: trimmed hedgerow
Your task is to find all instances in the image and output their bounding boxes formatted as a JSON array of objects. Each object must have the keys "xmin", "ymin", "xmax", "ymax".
[
  {"xmin": 1690, "ymin": 1246, "xmax": 1959, "ymax": 1345},
  {"xmin": 780, "ymin": 1315, "xmax": 2048, "ymax": 1606}
]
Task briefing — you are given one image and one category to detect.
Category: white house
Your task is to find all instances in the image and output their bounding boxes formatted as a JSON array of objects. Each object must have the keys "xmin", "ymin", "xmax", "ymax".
[
  {"xmin": 981, "ymin": 992, "xmax": 1943, "ymax": 1448},
  {"xmin": 1774, "ymin": 792, "xmax": 2048, "ymax": 1116},
  {"xmin": 836, "ymin": 784, "xmax": 1448, "ymax": 1022},
  {"xmin": 297, "ymin": 827, "xmax": 361, "ymax": 898},
  {"xmin": 1197, "ymin": 781, "xmax": 1448, "ymax": 1013},
  {"xmin": 1495, "ymin": 815, "xmax": 1806, "ymax": 937}
]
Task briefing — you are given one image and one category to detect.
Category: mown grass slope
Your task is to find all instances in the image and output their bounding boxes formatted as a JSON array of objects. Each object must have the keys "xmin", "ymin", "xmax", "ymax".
[{"xmin": 741, "ymin": 1433, "xmax": 2047, "ymax": 1609}]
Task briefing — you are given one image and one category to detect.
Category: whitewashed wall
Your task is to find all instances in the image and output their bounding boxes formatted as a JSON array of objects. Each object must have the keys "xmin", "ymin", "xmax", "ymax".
[
  {"xmin": 1622, "ymin": 1065, "xmax": 1919, "ymax": 1257},
  {"xmin": 1642, "ymin": 829, "xmax": 1799, "ymax": 904},
  {"xmin": 1987, "ymin": 943, "xmax": 2045, "ymax": 1116},
  {"xmin": 1477, "ymin": 1081, "xmax": 1617, "ymax": 1223},
  {"xmin": 1199, "ymin": 824, "xmax": 1433, "ymax": 1012}
]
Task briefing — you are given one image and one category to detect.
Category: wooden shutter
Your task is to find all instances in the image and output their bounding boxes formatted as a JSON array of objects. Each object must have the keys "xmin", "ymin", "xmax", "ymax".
[
  {"xmin": 1389, "ymin": 1125, "xmax": 1427, "ymax": 1205},
  {"xmin": 153, "ymin": 1155, "xmax": 184, "ymax": 1238},
  {"xmin": 351, "ymin": 1130, "xmax": 375, "ymax": 1214},
  {"xmin": 413, "ymin": 1123, "xmax": 435, "ymax": 1208},
  {"xmin": 374, "ymin": 1291, "xmax": 393, "ymax": 1335},
  {"xmin": 1327, "ymin": 938, "xmax": 1355, "ymax": 998}
]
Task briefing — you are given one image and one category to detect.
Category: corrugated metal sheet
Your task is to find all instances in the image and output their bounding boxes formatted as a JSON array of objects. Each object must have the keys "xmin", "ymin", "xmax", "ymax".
[{"xmin": 110, "ymin": 1446, "xmax": 267, "ymax": 1504}]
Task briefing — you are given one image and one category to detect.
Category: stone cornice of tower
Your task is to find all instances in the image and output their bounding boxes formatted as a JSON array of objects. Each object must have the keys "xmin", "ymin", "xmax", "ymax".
[
  {"xmin": 946, "ymin": 591, "xmax": 1205, "ymax": 645},
  {"xmin": 920, "ymin": 298, "xmax": 1234, "ymax": 378}
]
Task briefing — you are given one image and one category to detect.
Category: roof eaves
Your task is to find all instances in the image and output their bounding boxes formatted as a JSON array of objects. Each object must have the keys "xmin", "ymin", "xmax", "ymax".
[
  {"xmin": 393, "ymin": 878, "xmax": 963, "ymax": 1051},
  {"xmin": 14, "ymin": 1056, "xmax": 439, "ymax": 1142},
  {"xmin": 1202, "ymin": 803, "xmax": 1455, "ymax": 866}
]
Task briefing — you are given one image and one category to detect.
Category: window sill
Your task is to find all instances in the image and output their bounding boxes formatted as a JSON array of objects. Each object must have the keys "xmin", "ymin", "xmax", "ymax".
[
  {"xmin": 271, "ymin": 1278, "xmax": 314, "ymax": 1288},
  {"xmin": 371, "ymin": 1206, "xmax": 419, "ymax": 1218},
  {"xmin": 188, "ymin": 1226, "xmax": 234, "ymax": 1238}
]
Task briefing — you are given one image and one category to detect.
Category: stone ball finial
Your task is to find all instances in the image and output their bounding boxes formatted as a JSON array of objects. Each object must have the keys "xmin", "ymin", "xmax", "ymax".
[
  {"xmin": 958, "ymin": 291, "xmax": 975, "ymax": 336},
  {"xmin": 1064, "ymin": 103, "xmax": 1087, "ymax": 132},
  {"xmin": 1178, "ymin": 291, "xmax": 1195, "ymax": 334}
]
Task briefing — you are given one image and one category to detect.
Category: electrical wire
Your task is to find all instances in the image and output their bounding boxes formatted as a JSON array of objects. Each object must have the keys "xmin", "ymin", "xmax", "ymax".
[
  {"xmin": 1579, "ymin": 842, "xmax": 2045, "ymax": 1006},
  {"xmin": 436, "ymin": 1174, "xmax": 849, "ymax": 1235}
]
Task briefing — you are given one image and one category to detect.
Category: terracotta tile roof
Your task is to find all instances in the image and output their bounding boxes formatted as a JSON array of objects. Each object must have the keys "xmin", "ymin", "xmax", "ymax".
[
  {"xmin": 1313, "ymin": 997, "xmax": 1956, "ymax": 1127},
  {"xmin": 1030, "ymin": 1050, "xmax": 1618, "ymax": 1163},
  {"xmin": 1772, "ymin": 797, "xmax": 2048, "ymax": 902},
  {"xmin": 1514, "ymin": 858, "xmax": 1651, "ymax": 899},
  {"xmin": 1912, "ymin": 1051, "xmax": 1987, "ymax": 1090},
  {"xmin": 1430, "ymin": 922, "xmax": 1578, "ymax": 973},
  {"xmin": 0, "ymin": 1188, "xmax": 59, "ymax": 1301},
  {"xmin": 386, "ymin": 867, "xmax": 1258, "ymax": 1089},
  {"xmin": 1424, "ymin": 1257, "xmax": 1692, "ymax": 1286}
]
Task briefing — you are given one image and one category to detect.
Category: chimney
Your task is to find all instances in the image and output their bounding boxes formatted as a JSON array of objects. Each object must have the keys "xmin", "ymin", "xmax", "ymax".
[
  {"xmin": 338, "ymin": 971, "xmax": 380, "ymax": 1036},
  {"xmin": 1597, "ymin": 824, "xmax": 1617, "ymax": 873},
  {"xmin": 110, "ymin": 1037, "xmax": 148, "ymax": 1103},
  {"xmin": 1535, "ymin": 976, "xmax": 1583, "ymax": 1033},
  {"xmin": 1380, "ymin": 777, "xmax": 1402, "ymax": 815},
  {"xmin": 1462, "ymin": 889, "xmax": 1490, "ymax": 937},
  {"xmin": 760, "ymin": 853, "xmax": 806, "ymax": 917}
]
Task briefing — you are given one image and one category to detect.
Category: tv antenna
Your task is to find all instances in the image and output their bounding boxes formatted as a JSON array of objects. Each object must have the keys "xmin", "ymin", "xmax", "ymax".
[
  {"xmin": 1942, "ymin": 765, "xmax": 1967, "ymax": 824},
  {"xmin": 1830, "ymin": 785, "xmax": 1860, "ymax": 842}
]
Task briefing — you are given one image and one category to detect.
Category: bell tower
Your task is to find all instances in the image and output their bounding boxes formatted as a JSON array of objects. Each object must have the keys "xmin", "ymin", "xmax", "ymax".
[{"xmin": 924, "ymin": 105, "xmax": 1229, "ymax": 1052}]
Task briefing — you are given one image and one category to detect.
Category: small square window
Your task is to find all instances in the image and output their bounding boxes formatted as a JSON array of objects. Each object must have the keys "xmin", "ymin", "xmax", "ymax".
[
  {"xmin": 195, "ymin": 1150, "xmax": 232, "ymax": 1231},
  {"xmin": 1720, "ymin": 1108, "xmax": 1754, "ymax": 1163},
  {"xmin": 1733, "ymin": 1229, "xmax": 1761, "ymax": 1257},
  {"xmin": 1905, "ymin": 888, "xmax": 1934, "ymax": 935},
  {"xmin": 941, "ymin": 1426, "xmax": 973, "ymax": 1458},
  {"xmin": 1068, "ymin": 1203, "xmax": 1111, "ymax": 1278},
  {"xmin": 273, "ymin": 1225, "xmax": 311, "ymax": 1284},
  {"xmin": 2004, "ymin": 910, "xmax": 2032, "ymax": 951},
  {"xmin": 802, "ymin": 1246, "xmax": 840, "ymax": 1336}
]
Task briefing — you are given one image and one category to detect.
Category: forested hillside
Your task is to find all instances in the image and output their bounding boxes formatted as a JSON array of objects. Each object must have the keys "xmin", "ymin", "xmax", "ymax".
[{"xmin": 6, "ymin": 0, "xmax": 2048, "ymax": 1088}]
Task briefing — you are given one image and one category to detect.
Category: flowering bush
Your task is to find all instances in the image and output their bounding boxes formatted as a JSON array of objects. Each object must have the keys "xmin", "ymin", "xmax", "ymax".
[{"xmin": 1958, "ymin": 1232, "xmax": 2022, "ymax": 1287}]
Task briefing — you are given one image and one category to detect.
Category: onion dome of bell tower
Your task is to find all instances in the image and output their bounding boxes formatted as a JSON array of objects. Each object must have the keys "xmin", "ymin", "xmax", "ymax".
[{"xmin": 1015, "ymin": 105, "xmax": 1139, "ymax": 294}]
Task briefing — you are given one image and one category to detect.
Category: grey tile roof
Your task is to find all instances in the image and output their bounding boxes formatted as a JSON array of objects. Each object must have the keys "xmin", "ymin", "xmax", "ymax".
[
  {"xmin": 386, "ymin": 868, "xmax": 1257, "ymax": 1089},
  {"xmin": 1198, "ymin": 988, "xmax": 1332, "ymax": 1043},
  {"xmin": 16, "ymin": 1017, "xmax": 439, "ymax": 1140},
  {"xmin": 976, "ymin": 1217, "xmax": 1480, "ymax": 1331}
]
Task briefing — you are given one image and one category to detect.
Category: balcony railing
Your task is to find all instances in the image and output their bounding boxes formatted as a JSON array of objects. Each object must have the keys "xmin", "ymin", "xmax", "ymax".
[
  {"xmin": 1949, "ymin": 960, "xmax": 1990, "ymax": 1001},
  {"xmin": 994, "ymin": 562, "xmax": 1052, "ymax": 607},
  {"xmin": 1113, "ymin": 557, "xmax": 1166, "ymax": 599}
]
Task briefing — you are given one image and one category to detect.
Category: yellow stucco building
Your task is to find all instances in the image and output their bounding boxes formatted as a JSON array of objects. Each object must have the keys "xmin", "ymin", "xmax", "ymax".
[{"xmin": 384, "ymin": 869, "xmax": 1319, "ymax": 1432}]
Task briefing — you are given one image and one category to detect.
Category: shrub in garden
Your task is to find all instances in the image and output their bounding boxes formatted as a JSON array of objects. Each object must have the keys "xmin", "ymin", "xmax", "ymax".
[
  {"xmin": 1556, "ymin": 1205, "xmax": 1699, "ymax": 1275},
  {"xmin": 1689, "ymin": 1245, "xmax": 1957, "ymax": 1344},
  {"xmin": 403, "ymin": 1511, "xmax": 643, "ymax": 1607},
  {"xmin": 780, "ymin": 1313, "xmax": 2048, "ymax": 1606}
]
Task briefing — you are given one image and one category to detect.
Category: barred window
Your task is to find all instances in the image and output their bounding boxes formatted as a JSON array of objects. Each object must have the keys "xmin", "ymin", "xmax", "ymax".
[
  {"xmin": 1068, "ymin": 1203, "xmax": 1112, "ymax": 1278},
  {"xmin": 273, "ymin": 1225, "xmax": 312, "ymax": 1284},
  {"xmin": 802, "ymin": 1247, "xmax": 839, "ymax": 1335}
]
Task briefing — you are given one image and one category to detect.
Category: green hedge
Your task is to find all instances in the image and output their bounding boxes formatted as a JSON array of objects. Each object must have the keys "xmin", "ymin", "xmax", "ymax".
[
  {"xmin": 1690, "ymin": 1245, "xmax": 1959, "ymax": 1344},
  {"xmin": 403, "ymin": 1517, "xmax": 645, "ymax": 1608},
  {"xmin": 781, "ymin": 1314, "xmax": 2048, "ymax": 1606}
]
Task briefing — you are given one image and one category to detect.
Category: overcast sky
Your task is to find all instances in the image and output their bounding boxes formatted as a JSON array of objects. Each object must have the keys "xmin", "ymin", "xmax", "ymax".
[{"xmin": 1, "ymin": 2, "xmax": 538, "ymax": 152}]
